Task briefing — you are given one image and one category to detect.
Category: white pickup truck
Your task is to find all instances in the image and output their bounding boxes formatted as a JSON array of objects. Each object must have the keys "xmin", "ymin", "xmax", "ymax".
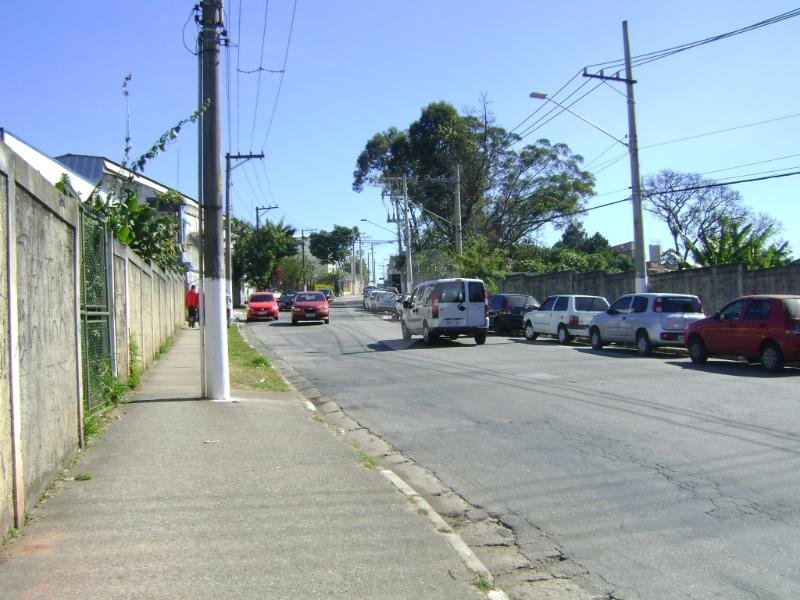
[{"xmin": 523, "ymin": 294, "xmax": 610, "ymax": 344}]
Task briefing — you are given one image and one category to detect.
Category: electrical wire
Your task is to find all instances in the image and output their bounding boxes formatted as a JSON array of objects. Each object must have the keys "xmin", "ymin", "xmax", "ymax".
[
  {"xmin": 260, "ymin": 0, "xmax": 299, "ymax": 151},
  {"xmin": 700, "ymin": 153, "xmax": 800, "ymax": 177},
  {"xmin": 249, "ymin": 0, "xmax": 271, "ymax": 150},
  {"xmin": 182, "ymin": 5, "xmax": 199, "ymax": 55}
]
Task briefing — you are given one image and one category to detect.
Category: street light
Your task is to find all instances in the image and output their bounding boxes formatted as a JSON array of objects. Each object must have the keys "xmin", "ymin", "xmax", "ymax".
[{"xmin": 530, "ymin": 89, "xmax": 647, "ymax": 292}]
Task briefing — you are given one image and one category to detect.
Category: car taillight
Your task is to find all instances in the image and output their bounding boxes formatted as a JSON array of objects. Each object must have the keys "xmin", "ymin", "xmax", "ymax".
[
  {"xmin": 569, "ymin": 315, "xmax": 579, "ymax": 326},
  {"xmin": 432, "ymin": 297, "xmax": 439, "ymax": 318},
  {"xmin": 503, "ymin": 302, "xmax": 510, "ymax": 314},
  {"xmin": 653, "ymin": 297, "xmax": 663, "ymax": 313}
]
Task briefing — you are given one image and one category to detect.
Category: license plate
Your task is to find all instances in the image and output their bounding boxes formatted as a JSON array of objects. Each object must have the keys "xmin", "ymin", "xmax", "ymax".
[
  {"xmin": 306, "ymin": 312, "xmax": 316, "ymax": 317},
  {"xmin": 677, "ymin": 334, "xmax": 684, "ymax": 343}
]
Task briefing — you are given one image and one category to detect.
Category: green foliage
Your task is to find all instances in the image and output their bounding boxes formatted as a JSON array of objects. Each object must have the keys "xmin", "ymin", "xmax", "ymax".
[
  {"xmin": 232, "ymin": 218, "xmax": 297, "ymax": 290},
  {"xmin": 353, "ymin": 99, "xmax": 595, "ymax": 250},
  {"xmin": 309, "ymin": 226, "xmax": 359, "ymax": 266},
  {"xmin": 687, "ymin": 216, "xmax": 793, "ymax": 269},
  {"xmin": 451, "ymin": 236, "xmax": 508, "ymax": 294},
  {"xmin": 128, "ymin": 334, "xmax": 143, "ymax": 389}
]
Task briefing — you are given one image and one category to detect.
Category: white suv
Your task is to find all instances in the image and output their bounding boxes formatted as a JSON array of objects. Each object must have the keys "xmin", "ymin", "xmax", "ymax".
[
  {"xmin": 523, "ymin": 294, "xmax": 610, "ymax": 344},
  {"xmin": 589, "ymin": 292, "xmax": 705, "ymax": 355},
  {"xmin": 401, "ymin": 278, "xmax": 488, "ymax": 345}
]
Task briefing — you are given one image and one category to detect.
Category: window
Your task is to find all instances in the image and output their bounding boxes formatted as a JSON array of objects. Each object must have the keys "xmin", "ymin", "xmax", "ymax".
[
  {"xmin": 489, "ymin": 295, "xmax": 505, "ymax": 309},
  {"xmin": 553, "ymin": 296, "xmax": 569, "ymax": 311},
  {"xmin": 539, "ymin": 297, "xmax": 557, "ymax": 311},
  {"xmin": 719, "ymin": 299, "xmax": 746, "ymax": 321},
  {"xmin": 743, "ymin": 299, "xmax": 771, "ymax": 321},
  {"xmin": 575, "ymin": 296, "xmax": 609, "ymax": 311},
  {"xmin": 468, "ymin": 281, "xmax": 485, "ymax": 302},
  {"xmin": 632, "ymin": 296, "xmax": 649, "ymax": 313},
  {"xmin": 783, "ymin": 298, "xmax": 800, "ymax": 318},
  {"xmin": 661, "ymin": 296, "xmax": 703, "ymax": 314},
  {"xmin": 610, "ymin": 296, "xmax": 633, "ymax": 314},
  {"xmin": 435, "ymin": 282, "xmax": 465, "ymax": 303},
  {"xmin": 250, "ymin": 294, "xmax": 274, "ymax": 302}
]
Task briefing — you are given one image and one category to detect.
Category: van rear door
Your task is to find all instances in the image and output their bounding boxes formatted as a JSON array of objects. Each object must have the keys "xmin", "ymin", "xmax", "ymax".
[{"xmin": 466, "ymin": 280, "xmax": 487, "ymax": 329}]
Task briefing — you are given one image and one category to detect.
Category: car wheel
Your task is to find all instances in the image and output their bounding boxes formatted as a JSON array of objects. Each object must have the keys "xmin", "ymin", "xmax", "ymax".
[
  {"xmin": 423, "ymin": 323, "xmax": 436, "ymax": 345},
  {"xmin": 475, "ymin": 330, "xmax": 487, "ymax": 345},
  {"xmin": 523, "ymin": 321, "xmax": 538, "ymax": 341},
  {"xmin": 636, "ymin": 331, "xmax": 653, "ymax": 356},
  {"xmin": 291, "ymin": 320, "xmax": 298, "ymax": 326},
  {"xmin": 401, "ymin": 321, "xmax": 412, "ymax": 341},
  {"xmin": 557, "ymin": 325, "xmax": 573, "ymax": 345},
  {"xmin": 590, "ymin": 327, "xmax": 604, "ymax": 350},
  {"xmin": 324, "ymin": 318, "xmax": 330, "ymax": 324},
  {"xmin": 761, "ymin": 342, "xmax": 784, "ymax": 372},
  {"xmin": 687, "ymin": 336, "xmax": 708, "ymax": 364}
]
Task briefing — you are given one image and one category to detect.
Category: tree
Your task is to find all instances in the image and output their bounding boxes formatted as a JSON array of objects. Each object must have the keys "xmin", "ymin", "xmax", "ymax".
[
  {"xmin": 451, "ymin": 236, "xmax": 508, "ymax": 294},
  {"xmin": 687, "ymin": 216, "xmax": 793, "ymax": 269},
  {"xmin": 352, "ymin": 100, "xmax": 594, "ymax": 253},
  {"xmin": 309, "ymin": 226, "xmax": 358, "ymax": 266},
  {"xmin": 232, "ymin": 218, "xmax": 297, "ymax": 290}
]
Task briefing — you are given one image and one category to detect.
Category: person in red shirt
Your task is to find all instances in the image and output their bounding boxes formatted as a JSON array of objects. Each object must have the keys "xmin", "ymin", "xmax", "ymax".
[{"xmin": 185, "ymin": 284, "xmax": 200, "ymax": 327}]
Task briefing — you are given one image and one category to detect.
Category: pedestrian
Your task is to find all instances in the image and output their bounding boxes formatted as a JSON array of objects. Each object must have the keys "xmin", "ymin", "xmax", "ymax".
[{"xmin": 185, "ymin": 284, "xmax": 200, "ymax": 327}]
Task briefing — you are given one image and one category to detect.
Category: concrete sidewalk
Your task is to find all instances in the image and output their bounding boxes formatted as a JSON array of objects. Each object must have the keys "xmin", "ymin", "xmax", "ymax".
[{"xmin": 0, "ymin": 327, "xmax": 487, "ymax": 599}]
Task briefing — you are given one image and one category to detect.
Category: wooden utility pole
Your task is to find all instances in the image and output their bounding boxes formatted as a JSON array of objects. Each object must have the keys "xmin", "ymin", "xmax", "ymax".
[{"xmin": 200, "ymin": 0, "xmax": 229, "ymax": 400}]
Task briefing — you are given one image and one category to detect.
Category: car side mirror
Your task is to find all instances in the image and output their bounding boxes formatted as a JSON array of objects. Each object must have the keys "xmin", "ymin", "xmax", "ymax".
[{"xmin": 403, "ymin": 300, "xmax": 413, "ymax": 309}]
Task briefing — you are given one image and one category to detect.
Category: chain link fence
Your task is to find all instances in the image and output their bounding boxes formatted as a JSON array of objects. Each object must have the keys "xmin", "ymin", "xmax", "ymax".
[{"xmin": 80, "ymin": 209, "xmax": 112, "ymax": 413}]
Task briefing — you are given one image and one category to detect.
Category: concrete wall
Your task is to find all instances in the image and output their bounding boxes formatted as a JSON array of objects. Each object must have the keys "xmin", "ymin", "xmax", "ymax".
[
  {"xmin": 0, "ymin": 140, "xmax": 184, "ymax": 534},
  {"xmin": 501, "ymin": 262, "xmax": 800, "ymax": 314}
]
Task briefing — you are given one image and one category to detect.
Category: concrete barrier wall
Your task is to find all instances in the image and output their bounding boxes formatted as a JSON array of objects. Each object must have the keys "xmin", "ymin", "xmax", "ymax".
[
  {"xmin": 502, "ymin": 262, "xmax": 800, "ymax": 313},
  {"xmin": 0, "ymin": 141, "xmax": 184, "ymax": 533}
]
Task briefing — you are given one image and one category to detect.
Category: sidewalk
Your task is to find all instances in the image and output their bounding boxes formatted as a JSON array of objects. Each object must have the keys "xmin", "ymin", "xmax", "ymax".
[{"xmin": 0, "ymin": 327, "xmax": 486, "ymax": 599}]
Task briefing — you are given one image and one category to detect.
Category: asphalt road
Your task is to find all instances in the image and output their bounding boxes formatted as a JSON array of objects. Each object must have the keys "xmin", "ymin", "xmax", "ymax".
[{"xmin": 248, "ymin": 299, "xmax": 800, "ymax": 600}]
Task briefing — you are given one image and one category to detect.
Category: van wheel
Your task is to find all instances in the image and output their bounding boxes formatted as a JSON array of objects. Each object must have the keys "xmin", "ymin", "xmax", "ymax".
[
  {"xmin": 523, "ymin": 321, "xmax": 538, "ymax": 341},
  {"xmin": 687, "ymin": 336, "xmax": 708, "ymax": 364},
  {"xmin": 590, "ymin": 327, "xmax": 603, "ymax": 350},
  {"xmin": 423, "ymin": 323, "xmax": 437, "ymax": 345},
  {"xmin": 557, "ymin": 325, "xmax": 573, "ymax": 345},
  {"xmin": 761, "ymin": 342, "xmax": 784, "ymax": 372},
  {"xmin": 401, "ymin": 321, "xmax": 411, "ymax": 341},
  {"xmin": 636, "ymin": 331, "xmax": 653, "ymax": 356},
  {"xmin": 475, "ymin": 330, "xmax": 487, "ymax": 345}
]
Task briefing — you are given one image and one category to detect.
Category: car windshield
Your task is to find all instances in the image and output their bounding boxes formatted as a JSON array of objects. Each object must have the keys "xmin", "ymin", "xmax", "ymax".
[
  {"xmin": 250, "ymin": 294, "xmax": 274, "ymax": 302},
  {"xmin": 783, "ymin": 298, "xmax": 800, "ymax": 318},
  {"xmin": 296, "ymin": 293, "xmax": 324, "ymax": 302},
  {"xmin": 660, "ymin": 296, "xmax": 702, "ymax": 313},
  {"xmin": 575, "ymin": 297, "xmax": 610, "ymax": 311}
]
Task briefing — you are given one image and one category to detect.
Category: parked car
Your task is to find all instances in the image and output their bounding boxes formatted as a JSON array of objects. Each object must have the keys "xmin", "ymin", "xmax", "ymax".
[
  {"xmin": 365, "ymin": 289, "xmax": 382, "ymax": 312},
  {"xmin": 400, "ymin": 278, "xmax": 488, "ymax": 345},
  {"xmin": 278, "ymin": 291, "xmax": 297, "ymax": 311},
  {"xmin": 362, "ymin": 285, "xmax": 378, "ymax": 308},
  {"xmin": 588, "ymin": 292, "xmax": 704, "ymax": 356},
  {"xmin": 524, "ymin": 294, "xmax": 610, "ymax": 343},
  {"xmin": 395, "ymin": 293, "xmax": 411, "ymax": 321},
  {"xmin": 246, "ymin": 291, "xmax": 280, "ymax": 322},
  {"xmin": 685, "ymin": 294, "xmax": 800, "ymax": 372},
  {"xmin": 374, "ymin": 291, "xmax": 398, "ymax": 314},
  {"xmin": 487, "ymin": 293, "xmax": 540, "ymax": 335},
  {"xmin": 320, "ymin": 288, "xmax": 334, "ymax": 304},
  {"xmin": 291, "ymin": 291, "xmax": 330, "ymax": 325}
]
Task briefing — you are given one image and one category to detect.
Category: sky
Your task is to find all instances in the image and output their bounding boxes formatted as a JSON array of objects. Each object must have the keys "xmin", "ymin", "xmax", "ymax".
[{"xmin": 2, "ymin": 1, "xmax": 798, "ymax": 279}]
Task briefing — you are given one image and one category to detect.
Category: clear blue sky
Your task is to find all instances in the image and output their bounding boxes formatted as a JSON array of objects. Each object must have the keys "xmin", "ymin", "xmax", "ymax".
[{"xmin": 2, "ymin": 2, "xmax": 798, "ymax": 275}]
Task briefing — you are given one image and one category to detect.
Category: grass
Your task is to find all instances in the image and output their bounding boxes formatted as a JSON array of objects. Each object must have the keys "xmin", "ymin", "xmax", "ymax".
[
  {"xmin": 4, "ymin": 527, "xmax": 20, "ymax": 543},
  {"xmin": 474, "ymin": 572, "xmax": 494, "ymax": 593},
  {"xmin": 74, "ymin": 473, "xmax": 92, "ymax": 481},
  {"xmin": 357, "ymin": 451, "xmax": 379, "ymax": 470},
  {"xmin": 228, "ymin": 326, "xmax": 289, "ymax": 391}
]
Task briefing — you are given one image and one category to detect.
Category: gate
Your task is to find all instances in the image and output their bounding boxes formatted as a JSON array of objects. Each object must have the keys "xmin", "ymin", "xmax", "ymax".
[{"xmin": 80, "ymin": 208, "xmax": 113, "ymax": 412}]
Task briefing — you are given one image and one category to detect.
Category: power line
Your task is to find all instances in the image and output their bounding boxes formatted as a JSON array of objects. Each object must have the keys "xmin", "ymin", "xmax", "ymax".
[
  {"xmin": 700, "ymin": 153, "xmax": 800, "ymax": 177},
  {"xmin": 260, "ymin": 0, "xmax": 299, "ymax": 151},
  {"xmin": 248, "ymin": 0, "xmax": 271, "ymax": 150}
]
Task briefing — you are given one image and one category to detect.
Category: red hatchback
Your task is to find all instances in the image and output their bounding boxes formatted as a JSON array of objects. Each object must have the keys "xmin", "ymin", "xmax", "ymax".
[
  {"xmin": 685, "ymin": 295, "xmax": 800, "ymax": 372},
  {"xmin": 246, "ymin": 291, "xmax": 280, "ymax": 322},
  {"xmin": 291, "ymin": 291, "xmax": 330, "ymax": 325}
]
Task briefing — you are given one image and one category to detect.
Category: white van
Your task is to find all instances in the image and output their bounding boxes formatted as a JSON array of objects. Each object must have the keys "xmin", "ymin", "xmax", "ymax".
[{"xmin": 400, "ymin": 278, "xmax": 489, "ymax": 345}]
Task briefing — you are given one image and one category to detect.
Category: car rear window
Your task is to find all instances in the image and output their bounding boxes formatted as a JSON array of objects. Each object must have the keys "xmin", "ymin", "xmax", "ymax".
[
  {"xmin": 575, "ymin": 297, "xmax": 609, "ymax": 311},
  {"xmin": 435, "ymin": 282, "xmax": 465, "ymax": 303},
  {"xmin": 250, "ymin": 294, "xmax": 274, "ymax": 302},
  {"xmin": 783, "ymin": 298, "xmax": 800, "ymax": 318},
  {"xmin": 660, "ymin": 296, "xmax": 702, "ymax": 313},
  {"xmin": 507, "ymin": 295, "xmax": 533, "ymax": 307},
  {"xmin": 467, "ymin": 281, "xmax": 485, "ymax": 302}
]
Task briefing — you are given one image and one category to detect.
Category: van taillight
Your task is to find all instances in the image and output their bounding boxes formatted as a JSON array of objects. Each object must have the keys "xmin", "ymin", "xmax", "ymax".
[
  {"xmin": 432, "ymin": 297, "xmax": 439, "ymax": 318},
  {"xmin": 569, "ymin": 315, "xmax": 579, "ymax": 326},
  {"xmin": 653, "ymin": 298, "xmax": 663, "ymax": 313}
]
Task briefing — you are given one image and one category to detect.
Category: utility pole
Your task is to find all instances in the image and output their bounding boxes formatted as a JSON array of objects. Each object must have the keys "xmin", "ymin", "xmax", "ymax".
[
  {"xmin": 351, "ymin": 235, "xmax": 357, "ymax": 295},
  {"xmin": 454, "ymin": 163, "xmax": 463, "ymax": 255},
  {"xmin": 582, "ymin": 20, "xmax": 647, "ymax": 293},
  {"xmin": 199, "ymin": 0, "xmax": 229, "ymax": 400},
  {"xmin": 225, "ymin": 152, "xmax": 264, "ymax": 317},
  {"xmin": 402, "ymin": 174, "xmax": 413, "ymax": 293},
  {"xmin": 255, "ymin": 204, "xmax": 278, "ymax": 230},
  {"xmin": 300, "ymin": 228, "xmax": 317, "ymax": 291}
]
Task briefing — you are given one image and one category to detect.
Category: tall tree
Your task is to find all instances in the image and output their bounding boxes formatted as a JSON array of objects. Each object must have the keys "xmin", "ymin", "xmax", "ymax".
[
  {"xmin": 309, "ymin": 226, "xmax": 359, "ymax": 266},
  {"xmin": 232, "ymin": 218, "xmax": 297, "ymax": 290},
  {"xmin": 687, "ymin": 216, "xmax": 793, "ymax": 269}
]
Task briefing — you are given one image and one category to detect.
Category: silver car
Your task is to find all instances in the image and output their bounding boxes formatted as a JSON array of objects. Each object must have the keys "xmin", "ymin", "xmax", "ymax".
[
  {"xmin": 588, "ymin": 292, "xmax": 704, "ymax": 356},
  {"xmin": 524, "ymin": 294, "xmax": 609, "ymax": 344}
]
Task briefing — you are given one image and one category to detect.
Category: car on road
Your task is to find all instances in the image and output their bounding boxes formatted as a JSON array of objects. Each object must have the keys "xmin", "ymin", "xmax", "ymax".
[
  {"xmin": 291, "ymin": 291, "xmax": 330, "ymax": 325},
  {"xmin": 373, "ymin": 290, "xmax": 398, "ymax": 315},
  {"xmin": 588, "ymin": 292, "xmax": 704, "ymax": 356},
  {"xmin": 362, "ymin": 285, "xmax": 378, "ymax": 308},
  {"xmin": 524, "ymin": 294, "xmax": 610, "ymax": 344},
  {"xmin": 394, "ymin": 293, "xmax": 411, "ymax": 321},
  {"xmin": 246, "ymin": 291, "xmax": 280, "ymax": 322},
  {"xmin": 487, "ymin": 293, "xmax": 539, "ymax": 335},
  {"xmin": 320, "ymin": 288, "xmax": 334, "ymax": 304},
  {"xmin": 401, "ymin": 278, "xmax": 488, "ymax": 345},
  {"xmin": 365, "ymin": 289, "xmax": 382, "ymax": 312},
  {"xmin": 278, "ymin": 291, "xmax": 297, "ymax": 311},
  {"xmin": 685, "ymin": 294, "xmax": 800, "ymax": 372}
]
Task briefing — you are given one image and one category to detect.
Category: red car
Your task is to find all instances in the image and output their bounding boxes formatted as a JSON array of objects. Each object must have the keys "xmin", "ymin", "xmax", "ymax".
[
  {"xmin": 685, "ymin": 295, "xmax": 800, "ymax": 372},
  {"xmin": 291, "ymin": 291, "xmax": 330, "ymax": 325},
  {"xmin": 246, "ymin": 291, "xmax": 280, "ymax": 322}
]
